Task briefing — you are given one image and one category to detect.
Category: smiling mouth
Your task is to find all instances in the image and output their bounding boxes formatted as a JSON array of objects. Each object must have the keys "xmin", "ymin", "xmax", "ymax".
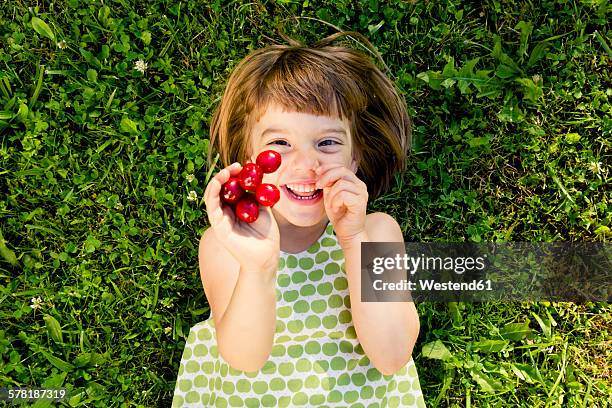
[{"xmin": 283, "ymin": 185, "xmax": 323, "ymax": 201}]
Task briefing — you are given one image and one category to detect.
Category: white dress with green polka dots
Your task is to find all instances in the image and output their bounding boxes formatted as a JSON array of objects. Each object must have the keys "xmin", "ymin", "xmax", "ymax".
[{"xmin": 172, "ymin": 223, "xmax": 426, "ymax": 407}]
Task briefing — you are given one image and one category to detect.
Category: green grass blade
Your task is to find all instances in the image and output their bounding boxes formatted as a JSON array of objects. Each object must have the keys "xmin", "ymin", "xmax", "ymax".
[{"xmin": 29, "ymin": 64, "xmax": 44, "ymax": 108}]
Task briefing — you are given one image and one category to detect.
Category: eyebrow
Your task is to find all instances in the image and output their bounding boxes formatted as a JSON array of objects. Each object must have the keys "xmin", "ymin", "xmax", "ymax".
[{"xmin": 261, "ymin": 127, "xmax": 347, "ymax": 138}]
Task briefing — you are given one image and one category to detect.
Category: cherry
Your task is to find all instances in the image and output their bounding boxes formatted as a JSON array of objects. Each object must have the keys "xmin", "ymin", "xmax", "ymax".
[
  {"xmin": 235, "ymin": 195, "xmax": 259, "ymax": 223},
  {"xmin": 255, "ymin": 184, "xmax": 280, "ymax": 207},
  {"xmin": 219, "ymin": 152, "xmax": 282, "ymax": 223},
  {"xmin": 238, "ymin": 163, "xmax": 263, "ymax": 191},
  {"xmin": 256, "ymin": 150, "xmax": 282, "ymax": 174},
  {"xmin": 220, "ymin": 177, "xmax": 244, "ymax": 205}
]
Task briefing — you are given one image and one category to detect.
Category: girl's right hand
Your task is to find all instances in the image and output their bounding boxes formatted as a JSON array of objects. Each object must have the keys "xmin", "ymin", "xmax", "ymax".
[{"xmin": 203, "ymin": 163, "xmax": 280, "ymax": 276}]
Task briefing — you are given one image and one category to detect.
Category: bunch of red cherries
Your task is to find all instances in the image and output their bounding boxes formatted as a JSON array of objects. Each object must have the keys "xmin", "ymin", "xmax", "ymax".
[{"xmin": 220, "ymin": 150, "xmax": 282, "ymax": 223}]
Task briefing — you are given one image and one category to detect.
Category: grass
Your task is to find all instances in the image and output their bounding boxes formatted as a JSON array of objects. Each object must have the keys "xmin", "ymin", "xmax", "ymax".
[{"xmin": 0, "ymin": 0, "xmax": 610, "ymax": 406}]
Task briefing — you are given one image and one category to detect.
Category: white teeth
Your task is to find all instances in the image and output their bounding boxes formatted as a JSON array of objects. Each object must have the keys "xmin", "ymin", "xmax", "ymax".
[{"xmin": 286, "ymin": 183, "xmax": 317, "ymax": 193}]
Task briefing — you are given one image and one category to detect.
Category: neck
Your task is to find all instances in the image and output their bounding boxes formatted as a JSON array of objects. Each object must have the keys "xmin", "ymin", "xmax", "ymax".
[{"xmin": 273, "ymin": 212, "xmax": 329, "ymax": 254}]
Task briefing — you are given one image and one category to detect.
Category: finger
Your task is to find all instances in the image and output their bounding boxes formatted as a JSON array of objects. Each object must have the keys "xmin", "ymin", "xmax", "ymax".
[
  {"xmin": 315, "ymin": 162, "xmax": 359, "ymax": 177},
  {"xmin": 322, "ymin": 185, "xmax": 335, "ymax": 213},
  {"xmin": 205, "ymin": 171, "xmax": 237, "ymax": 225},
  {"xmin": 246, "ymin": 206, "xmax": 276, "ymax": 240},
  {"xmin": 326, "ymin": 179, "xmax": 365, "ymax": 196},
  {"xmin": 217, "ymin": 204, "xmax": 236, "ymax": 232},
  {"xmin": 215, "ymin": 163, "xmax": 243, "ymax": 184},
  {"xmin": 204, "ymin": 169, "xmax": 224, "ymax": 204},
  {"xmin": 209, "ymin": 206, "xmax": 237, "ymax": 239},
  {"xmin": 325, "ymin": 180, "xmax": 366, "ymax": 215},
  {"xmin": 205, "ymin": 199, "xmax": 221, "ymax": 227},
  {"xmin": 323, "ymin": 180, "xmax": 367, "ymax": 212},
  {"xmin": 206, "ymin": 201, "xmax": 229, "ymax": 228},
  {"xmin": 316, "ymin": 166, "xmax": 358, "ymax": 189},
  {"xmin": 315, "ymin": 163, "xmax": 344, "ymax": 174},
  {"xmin": 205, "ymin": 182, "xmax": 237, "ymax": 228},
  {"xmin": 322, "ymin": 185, "xmax": 347, "ymax": 218},
  {"xmin": 204, "ymin": 163, "xmax": 241, "ymax": 205},
  {"xmin": 204, "ymin": 184, "xmax": 224, "ymax": 226},
  {"xmin": 227, "ymin": 162, "xmax": 243, "ymax": 176},
  {"xmin": 327, "ymin": 186, "xmax": 362, "ymax": 212},
  {"xmin": 204, "ymin": 177, "xmax": 222, "ymax": 210},
  {"xmin": 218, "ymin": 162, "xmax": 243, "ymax": 182}
]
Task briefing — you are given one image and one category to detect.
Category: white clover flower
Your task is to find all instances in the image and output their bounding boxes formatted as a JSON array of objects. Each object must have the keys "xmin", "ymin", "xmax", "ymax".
[
  {"xmin": 30, "ymin": 297, "xmax": 43, "ymax": 309},
  {"xmin": 57, "ymin": 40, "xmax": 66, "ymax": 49},
  {"xmin": 134, "ymin": 59, "xmax": 148, "ymax": 74},
  {"xmin": 186, "ymin": 174, "xmax": 195, "ymax": 183},
  {"xmin": 187, "ymin": 191, "xmax": 198, "ymax": 201},
  {"xmin": 588, "ymin": 161, "xmax": 603, "ymax": 175},
  {"xmin": 164, "ymin": 326, "xmax": 172, "ymax": 335}
]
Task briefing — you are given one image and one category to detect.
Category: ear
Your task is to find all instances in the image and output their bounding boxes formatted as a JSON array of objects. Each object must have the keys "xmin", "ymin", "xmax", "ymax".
[{"xmin": 350, "ymin": 157, "xmax": 358, "ymax": 173}]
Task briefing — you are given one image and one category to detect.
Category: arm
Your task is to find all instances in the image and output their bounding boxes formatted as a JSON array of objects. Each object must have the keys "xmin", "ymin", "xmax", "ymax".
[
  {"xmin": 198, "ymin": 229, "xmax": 277, "ymax": 372},
  {"xmin": 340, "ymin": 212, "xmax": 420, "ymax": 375},
  {"xmin": 316, "ymin": 164, "xmax": 419, "ymax": 375},
  {"xmin": 200, "ymin": 162, "xmax": 281, "ymax": 373}
]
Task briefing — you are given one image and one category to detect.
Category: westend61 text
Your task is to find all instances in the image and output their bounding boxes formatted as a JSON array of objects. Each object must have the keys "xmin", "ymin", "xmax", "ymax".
[{"xmin": 372, "ymin": 279, "xmax": 493, "ymax": 291}]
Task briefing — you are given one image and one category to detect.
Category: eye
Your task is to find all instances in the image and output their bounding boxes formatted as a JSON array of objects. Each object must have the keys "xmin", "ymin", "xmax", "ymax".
[
  {"xmin": 268, "ymin": 140, "xmax": 289, "ymax": 146},
  {"xmin": 319, "ymin": 139, "xmax": 341, "ymax": 147}
]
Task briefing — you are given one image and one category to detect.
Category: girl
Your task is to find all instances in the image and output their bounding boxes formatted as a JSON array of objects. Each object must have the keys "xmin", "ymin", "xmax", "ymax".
[{"xmin": 173, "ymin": 31, "xmax": 426, "ymax": 407}]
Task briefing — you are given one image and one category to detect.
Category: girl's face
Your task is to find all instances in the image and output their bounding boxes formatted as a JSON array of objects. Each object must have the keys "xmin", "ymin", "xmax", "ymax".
[{"xmin": 249, "ymin": 103, "xmax": 357, "ymax": 228}]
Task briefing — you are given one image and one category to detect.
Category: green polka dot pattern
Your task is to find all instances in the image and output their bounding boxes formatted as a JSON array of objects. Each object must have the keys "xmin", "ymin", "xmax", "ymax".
[{"xmin": 172, "ymin": 223, "xmax": 425, "ymax": 407}]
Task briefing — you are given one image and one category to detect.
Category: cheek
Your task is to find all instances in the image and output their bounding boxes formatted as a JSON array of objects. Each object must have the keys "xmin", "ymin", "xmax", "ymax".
[
  {"xmin": 315, "ymin": 150, "xmax": 349, "ymax": 165},
  {"xmin": 261, "ymin": 173, "xmax": 276, "ymax": 185},
  {"xmin": 261, "ymin": 165, "xmax": 284, "ymax": 185},
  {"xmin": 332, "ymin": 151, "xmax": 354, "ymax": 168}
]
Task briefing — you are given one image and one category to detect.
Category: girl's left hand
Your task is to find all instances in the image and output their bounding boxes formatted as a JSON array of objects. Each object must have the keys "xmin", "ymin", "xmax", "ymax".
[{"xmin": 315, "ymin": 164, "xmax": 368, "ymax": 246}]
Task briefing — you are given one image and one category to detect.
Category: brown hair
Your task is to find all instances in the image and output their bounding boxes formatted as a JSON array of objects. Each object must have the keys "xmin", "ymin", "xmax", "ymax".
[{"xmin": 209, "ymin": 31, "xmax": 411, "ymax": 199}]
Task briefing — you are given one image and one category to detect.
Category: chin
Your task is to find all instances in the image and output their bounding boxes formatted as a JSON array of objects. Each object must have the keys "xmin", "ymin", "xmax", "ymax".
[
  {"xmin": 273, "ymin": 205, "xmax": 326, "ymax": 227},
  {"xmin": 288, "ymin": 217, "xmax": 325, "ymax": 228}
]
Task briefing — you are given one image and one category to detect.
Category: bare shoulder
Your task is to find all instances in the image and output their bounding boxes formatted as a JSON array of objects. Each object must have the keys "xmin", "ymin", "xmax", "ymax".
[
  {"xmin": 198, "ymin": 228, "xmax": 240, "ymax": 325},
  {"xmin": 365, "ymin": 212, "xmax": 404, "ymax": 242}
]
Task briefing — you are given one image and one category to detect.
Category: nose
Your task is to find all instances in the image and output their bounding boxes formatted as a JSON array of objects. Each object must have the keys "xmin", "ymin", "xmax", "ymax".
[{"xmin": 291, "ymin": 148, "xmax": 320, "ymax": 173}]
